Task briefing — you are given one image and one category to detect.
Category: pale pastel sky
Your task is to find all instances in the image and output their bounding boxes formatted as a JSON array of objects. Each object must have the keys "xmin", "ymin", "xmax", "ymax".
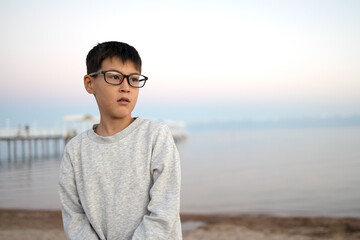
[{"xmin": 0, "ymin": 0, "xmax": 359, "ymax": 126}]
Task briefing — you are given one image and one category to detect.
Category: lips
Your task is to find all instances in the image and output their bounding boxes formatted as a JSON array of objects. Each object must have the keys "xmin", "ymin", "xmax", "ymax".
[{"xmin": 117, "ymin": 97, "xmax": 130, "ymax": 103}]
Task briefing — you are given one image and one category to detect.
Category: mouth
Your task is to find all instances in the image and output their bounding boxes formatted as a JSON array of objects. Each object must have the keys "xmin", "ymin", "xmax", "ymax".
[{"xmin": 117, "ymin": 97, "xmax": 130, "ymax": 103}]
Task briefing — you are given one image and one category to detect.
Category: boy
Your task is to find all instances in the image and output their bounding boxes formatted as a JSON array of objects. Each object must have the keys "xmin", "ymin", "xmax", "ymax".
[{"xmin": 58, "ymin": 41, "xmax": 182, "ymax": 240}]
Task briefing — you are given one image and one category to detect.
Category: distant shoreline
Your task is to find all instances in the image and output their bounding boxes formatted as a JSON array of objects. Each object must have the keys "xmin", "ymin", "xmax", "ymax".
[{"xmin": 1, "ymin": 209, "xmax": 360, "ymax": 239}]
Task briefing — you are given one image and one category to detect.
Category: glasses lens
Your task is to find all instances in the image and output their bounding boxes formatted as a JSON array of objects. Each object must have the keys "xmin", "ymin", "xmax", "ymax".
[
  {"xmin": 129, "ymin": 74, "xmax": 146, "ymax": 88},
  {"xmin": 105, "ymin": 71, "xmax": 124, "ymax": 85}
]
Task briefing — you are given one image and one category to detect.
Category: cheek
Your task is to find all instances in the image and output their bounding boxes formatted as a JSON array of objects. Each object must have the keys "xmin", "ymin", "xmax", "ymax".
[
  {"xmin": 130, "ymin": 91, "xmax": 139, "ymax": 109},
  {"xmin": 133, "ymin": 91, "xmax": 139, "ymax": 102},
  {"xmin": 95, "ymin": 87, "xmax": 114, "ymax": 105}
]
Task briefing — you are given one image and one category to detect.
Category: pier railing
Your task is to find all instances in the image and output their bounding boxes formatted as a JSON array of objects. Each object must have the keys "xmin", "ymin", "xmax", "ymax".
[
  {"xmin": 0, "ymin": 120, "xmax": 187, "ymax": 161},
  {"xmin": 0, "ymin": 134, "xmax": 75, "ymax": 161}
]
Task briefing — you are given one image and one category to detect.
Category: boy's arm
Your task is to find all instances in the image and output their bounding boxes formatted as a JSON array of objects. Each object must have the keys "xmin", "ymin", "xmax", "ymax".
[
  {"xmin": 58, "ymin": 149, "xmax": 100, "ymax": 240},
  {"xmin": 132, "ymin": 125, "xmax": 182, "ymax": 240}
]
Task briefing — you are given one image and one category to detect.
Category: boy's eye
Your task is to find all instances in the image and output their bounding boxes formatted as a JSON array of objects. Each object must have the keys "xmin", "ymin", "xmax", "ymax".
[
  {"xmin": 130, "ymin": 77, "xmax": 140, "ymax": 82},
  {"xmin": 110, "ymin": 74, "xmax": 121, "ymax": 80},
  {"xmin": 106, "ymin": 72, "xmax": 123, "ymax": 81}
]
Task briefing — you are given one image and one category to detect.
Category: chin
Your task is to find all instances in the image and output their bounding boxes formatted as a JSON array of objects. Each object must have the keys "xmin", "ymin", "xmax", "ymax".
[
  {"xmin": 112, "ymin": 113, "xmax": 132, "ymax": 120},
  {"xmin": 103, "ymin": 107, "xmax": 134, "ymax": 121}
]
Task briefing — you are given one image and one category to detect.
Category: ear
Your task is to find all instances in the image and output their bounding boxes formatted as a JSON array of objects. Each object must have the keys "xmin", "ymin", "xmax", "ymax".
[{"xmin": 84, "ymin": 75, "xmax": 95, "ymax": 94}]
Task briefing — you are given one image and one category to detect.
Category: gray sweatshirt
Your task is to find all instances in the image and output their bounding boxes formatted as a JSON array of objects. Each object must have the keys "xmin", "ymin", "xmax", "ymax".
[{"xmin": 58, "ymin": 118, "xmax": 182, "ymax": 240}]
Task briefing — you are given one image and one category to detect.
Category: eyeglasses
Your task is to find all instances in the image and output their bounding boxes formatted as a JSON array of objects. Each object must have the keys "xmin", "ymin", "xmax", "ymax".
[{"xmin": 89, "ymin": 70, "xmax": 148, "ymax": 88}]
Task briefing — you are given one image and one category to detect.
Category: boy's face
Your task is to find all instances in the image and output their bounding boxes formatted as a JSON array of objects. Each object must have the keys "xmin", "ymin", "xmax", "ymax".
[{"xmin": 84, "ymin": 57, "xmax": 139, "ymax": 122}]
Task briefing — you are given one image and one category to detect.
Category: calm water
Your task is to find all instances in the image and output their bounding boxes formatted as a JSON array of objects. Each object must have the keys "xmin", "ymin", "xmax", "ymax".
[{"xmin": 1, "ymin": 125, "xmax": 360, "ymax": 217}]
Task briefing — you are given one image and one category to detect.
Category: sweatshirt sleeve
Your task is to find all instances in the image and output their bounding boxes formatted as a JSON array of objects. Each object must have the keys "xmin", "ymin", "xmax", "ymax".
[
  {"xmin": 132, "ymin": 125, "xmax": 182, "ymax": 240},
  {"xmin": 58, "ymin": 148, "xmax": 100, "ymax": 240}
]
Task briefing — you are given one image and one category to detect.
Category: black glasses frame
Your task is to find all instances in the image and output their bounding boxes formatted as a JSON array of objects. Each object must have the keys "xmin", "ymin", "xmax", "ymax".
[{"xmin": 89, "ymin": 70, "xmax": 148, "ymax": 88}]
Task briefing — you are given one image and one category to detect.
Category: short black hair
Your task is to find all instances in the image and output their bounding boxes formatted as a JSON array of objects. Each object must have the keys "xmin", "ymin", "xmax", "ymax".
[{"xmin": 86, "ymin": 41, "xmax": 142, "ymax": 74}]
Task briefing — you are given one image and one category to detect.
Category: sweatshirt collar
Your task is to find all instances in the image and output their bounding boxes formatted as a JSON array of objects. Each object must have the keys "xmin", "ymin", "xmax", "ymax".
[{"xmin": 87, "ymin": 117, "xmax": 143, "ymax": 144}]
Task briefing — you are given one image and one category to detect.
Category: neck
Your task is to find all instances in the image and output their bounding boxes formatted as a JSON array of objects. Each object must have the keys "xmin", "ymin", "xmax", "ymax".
[{"xmin": 95, "ymin": 115, "xmax": 134, "ymax": 137}]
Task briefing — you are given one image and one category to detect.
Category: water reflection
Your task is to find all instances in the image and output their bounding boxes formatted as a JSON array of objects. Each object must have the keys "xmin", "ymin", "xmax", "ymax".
[
  {"xmin": 1, "ymin": 126, "xmax": 360, "ymax": 217},
  {"xmin": 0, "ymin": 157, "xmax": 62, "ymax": 209},
  {"xmin": 180, "ymin": 126, "xmax": 360, "ymax": 217}
]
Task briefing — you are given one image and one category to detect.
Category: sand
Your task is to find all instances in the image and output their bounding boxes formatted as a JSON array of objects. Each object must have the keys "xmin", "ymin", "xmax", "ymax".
[{"xmin": 1, "ymin": 209, "xmax": 360, "ymax": 240}]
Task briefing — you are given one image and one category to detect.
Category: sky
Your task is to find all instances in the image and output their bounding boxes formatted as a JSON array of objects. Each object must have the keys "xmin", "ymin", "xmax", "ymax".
[{"xmin": 0, "ymin": 0, "xmax": 359, "ymax": 127}]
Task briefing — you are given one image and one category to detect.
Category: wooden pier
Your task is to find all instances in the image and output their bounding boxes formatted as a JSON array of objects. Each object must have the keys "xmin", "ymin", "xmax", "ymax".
[
  {"xmin": 0, "ymin": 134, "xmax": 74, "ymax": 161},
  {"xmin": 0, "ymin": 121, "xmax": 187, "ymax": 161}
]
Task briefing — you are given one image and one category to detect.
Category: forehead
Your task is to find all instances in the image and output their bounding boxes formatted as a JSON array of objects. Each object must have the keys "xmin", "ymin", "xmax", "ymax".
[{"xmin": 100, "ymin": 57, "xmax": 140, "ymax": 73}]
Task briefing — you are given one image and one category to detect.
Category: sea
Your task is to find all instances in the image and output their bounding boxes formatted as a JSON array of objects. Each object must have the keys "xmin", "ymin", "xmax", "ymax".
[{"xmin": 0, "ymin": 121, "xmax": 360, "ymax": 218}]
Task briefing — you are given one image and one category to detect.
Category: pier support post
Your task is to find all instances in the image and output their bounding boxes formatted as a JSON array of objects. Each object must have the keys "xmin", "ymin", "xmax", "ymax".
[
  {"xmin": 29, "ymin": 139, "xmax": 33, "ymax": 160},
  {"xmin": 34, "ymin": 139, "xmax": 38, "ymax": 159},
  {"xmin": 22, "ymin": 139, "xmax": 25, "ymax": 160},
  {"xmin": 41, "ymin": 139, "xmax": 45, "ymax": 158},
  {"xmin": 13, "ymin": 140, "xmax": 17, "ymax": 161},
  {"xmin": 7, "ymin": 139, "xmax": 11, "ymax": 161}
]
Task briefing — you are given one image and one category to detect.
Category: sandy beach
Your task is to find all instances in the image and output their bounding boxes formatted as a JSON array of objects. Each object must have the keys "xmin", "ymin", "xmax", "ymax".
[{"xmin": 1, "ymin": 209, "xmax": 360, "ymax": 240}]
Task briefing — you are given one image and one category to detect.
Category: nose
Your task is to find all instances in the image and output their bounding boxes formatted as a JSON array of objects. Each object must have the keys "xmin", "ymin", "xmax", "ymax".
[{"xmin": 119, "ymin": 77, "xmax": 130, "ymax": 92}]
